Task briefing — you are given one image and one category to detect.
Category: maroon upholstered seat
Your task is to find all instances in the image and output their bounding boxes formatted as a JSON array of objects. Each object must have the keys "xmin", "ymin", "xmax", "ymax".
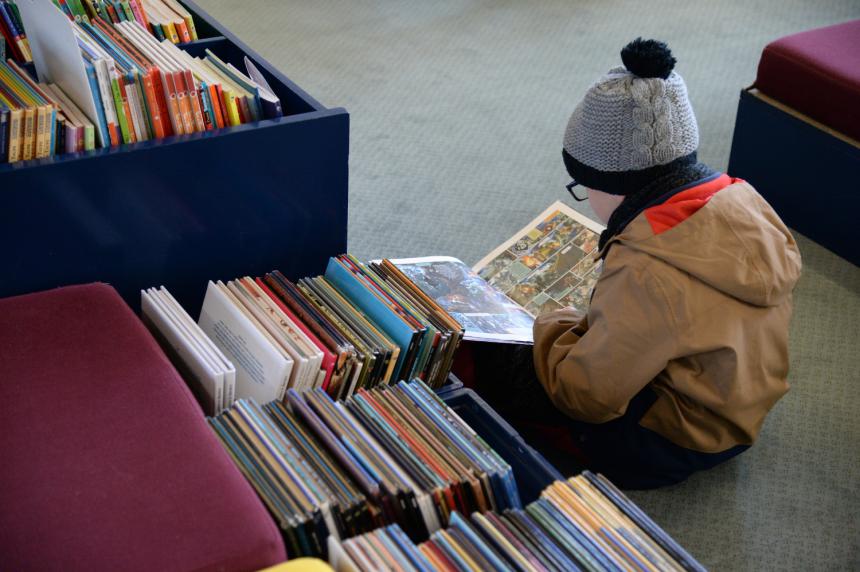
[
  {"xmin": 755, "ymin": 19, "xmax": 860, "ymax": 141},
  {"xmin": 0, "ymin": 284, "xmax": 286, "ymax": 571}
]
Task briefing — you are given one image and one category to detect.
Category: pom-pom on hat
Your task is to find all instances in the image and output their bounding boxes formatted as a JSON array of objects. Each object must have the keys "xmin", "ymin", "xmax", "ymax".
[{"xmin": 563, "ymin": 38, "xmax": 699, "ymax": 195}]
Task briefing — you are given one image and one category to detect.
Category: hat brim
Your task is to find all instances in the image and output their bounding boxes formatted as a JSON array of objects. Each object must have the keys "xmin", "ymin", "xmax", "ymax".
[{"xmin": 563, "ymin": 148, "xmax": 698, "ymax": 196}]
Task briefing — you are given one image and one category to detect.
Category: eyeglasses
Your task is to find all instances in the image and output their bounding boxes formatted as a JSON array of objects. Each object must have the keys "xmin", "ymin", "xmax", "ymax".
[{"xmin": 565, "ymin": 180, "xmax": 588, "ymax": 202}]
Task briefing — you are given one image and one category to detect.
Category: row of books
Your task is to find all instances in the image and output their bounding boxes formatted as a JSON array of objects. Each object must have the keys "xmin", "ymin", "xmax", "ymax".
[
  {"xmin": 140, "ymin": 256, "xmax": 464, "ymax": 416},
  {"xmin": 329, "ymin": 472, "xmax": 706, "ymax": 572},
  {"xmin": 0, "ymin": 60, "xmax": 70, "ymax": 161},
  {"xmin": 1, "ymin": 0, "xmax": 197, "ymax": 66},
  {"xmin": 0, "ymin": 1, "xmax": 31, "ymax": 63},
  {"xmin": 208, "ymin": 380, "xmax": 520, "ymax": 558},
  {"xmin": 54, "ymin": 0, "xmax": 198, "ymax": 44},
  {"xmin": 1, "ymin": 0, "xmax": 282, "ymax": 164},
  {"xmin": 73, "ymin": 17, "xmax": 281, "ymax": 145}
]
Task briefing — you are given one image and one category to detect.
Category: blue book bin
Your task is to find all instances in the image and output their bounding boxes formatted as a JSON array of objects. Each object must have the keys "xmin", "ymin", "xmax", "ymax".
[
  {"xmin": 438, "ymin": 381, "xmax": 564, "ymax": 505},
  {"xmin": 0, "ymin": 1, "xmax": 349, "ymax": 315}
]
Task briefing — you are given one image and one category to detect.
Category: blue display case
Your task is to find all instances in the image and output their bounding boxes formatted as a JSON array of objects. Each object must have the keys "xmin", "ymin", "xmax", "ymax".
[
  {"xmin": 439, "ymin": 385, "xmax": 564, "ymax": 505},
  {"xmin": 0, "ymin": 1, "xmax": 349, "ymax": 315},
  {"xmin": 728, "ymin": 88, "xmax": 858, "ymax": 265}
]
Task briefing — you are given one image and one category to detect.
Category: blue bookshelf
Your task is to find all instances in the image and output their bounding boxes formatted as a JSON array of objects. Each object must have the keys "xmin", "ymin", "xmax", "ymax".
[{"xmin": 0, "ymin": 1, "xmax": 349, "ymax": 315}]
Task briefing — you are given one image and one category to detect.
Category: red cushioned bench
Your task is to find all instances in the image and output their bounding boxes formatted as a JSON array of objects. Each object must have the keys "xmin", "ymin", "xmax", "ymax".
[
  {"xmin": 756, "ymin": 20, "xmax": 860, "ymax": 141},
  {"xmin": 0, "ymin": 284, "xmax": 286, "ymax": 571},
  {"xmin": 728, "ymin": 20, "xmax": 860, "ymax": 265}
]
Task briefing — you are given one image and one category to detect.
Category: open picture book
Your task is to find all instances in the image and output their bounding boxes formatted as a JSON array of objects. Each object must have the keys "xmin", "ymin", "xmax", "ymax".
[{"xmin": 392, "ymin": 201, "xmax": 605, "ymax": 344}]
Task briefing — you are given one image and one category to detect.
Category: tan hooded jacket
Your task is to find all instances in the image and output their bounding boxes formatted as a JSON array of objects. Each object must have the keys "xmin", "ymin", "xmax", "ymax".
[{"xmin": 533, "ymin": 176, "xmax": 802, "ymax": 453}]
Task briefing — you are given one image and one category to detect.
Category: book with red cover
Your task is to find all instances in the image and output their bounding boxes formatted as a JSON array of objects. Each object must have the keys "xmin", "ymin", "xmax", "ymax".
[{"xmin": 255, "ymin": 278, "xmax": 335, "ymax": 391}]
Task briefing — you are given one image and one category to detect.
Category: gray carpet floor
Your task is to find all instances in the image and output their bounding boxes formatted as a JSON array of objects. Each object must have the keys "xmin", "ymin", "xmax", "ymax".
[{"xmin": 196, "ymin": 1, "xmax": 860, "ymax": 569}]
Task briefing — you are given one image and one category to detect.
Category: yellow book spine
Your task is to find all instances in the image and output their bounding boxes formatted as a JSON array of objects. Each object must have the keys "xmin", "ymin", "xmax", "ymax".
[
  {"xmin": 164, "ymin": 21, "xmax": 180, "ymax": 44},
  {"xmin": 35, "ymin": 105, "xmax": 50, "ymax": 159},
  {"xmin": 184, "ymin": 15, "xmax": 198, "ymax": 41},
  {"xmin": 7, "ymin": 108, "xmax": 22, "ymax": 163},
  {"xmin": 21, "ymin": 107, "xmax": 35, "ymax": 161},
  {"xmin": 223, "ymin": 88, "xmax": 241, "ymax": 126}
]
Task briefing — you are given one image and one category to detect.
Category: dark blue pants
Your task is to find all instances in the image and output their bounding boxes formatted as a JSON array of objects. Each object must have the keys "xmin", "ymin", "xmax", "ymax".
[{"xmin": 472, "ymin": 343, "xmax": 748, "ymax": 490}]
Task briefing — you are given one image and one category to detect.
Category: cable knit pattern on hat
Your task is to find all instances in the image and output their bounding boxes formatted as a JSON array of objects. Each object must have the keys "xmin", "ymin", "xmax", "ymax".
[
  {"xmin": 561, "ymin": 40, "xmax": 701, "ymax": 199},
  {"xmin": 563, "ymin": 66, "xmax": 698, "ymax": 174}
]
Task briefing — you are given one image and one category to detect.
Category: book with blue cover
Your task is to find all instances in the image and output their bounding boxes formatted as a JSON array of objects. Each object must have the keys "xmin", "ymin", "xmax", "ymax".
[{"xmin": 325, "ymin": 255, "xmax": 425, "ymax": 383}]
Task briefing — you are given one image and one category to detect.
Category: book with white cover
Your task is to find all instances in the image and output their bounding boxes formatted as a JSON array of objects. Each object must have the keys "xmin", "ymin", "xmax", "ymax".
[
  {"xmin": 158, "ymin": 287, "xmax": 236, "ymax": 407},
  {"xmin": 226, "ymin": 279, "xmax": 312, "ymax": 393},
  {"xmin": 141, "ymin": 286, "xmax": 235, "ymax": 414},
  {"xmin": 239, "ymin": 277, "xmax": 325, "ymax": 391},
  {"xmin": 198, "ymin": 281, "xmax": 293, "ymax": 404}
]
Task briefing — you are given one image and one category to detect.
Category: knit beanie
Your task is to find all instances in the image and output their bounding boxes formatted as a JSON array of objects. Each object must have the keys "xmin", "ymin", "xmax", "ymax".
[{"xmin": 563, "ymin": 39, "xmax": 699, "ymax": 195}]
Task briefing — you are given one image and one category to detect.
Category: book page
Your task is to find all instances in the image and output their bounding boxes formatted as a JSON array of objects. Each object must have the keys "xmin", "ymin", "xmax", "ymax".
[
  {"xmin": 474, "ymin": 201, "xmax": 605, "ymax": 316},
  {"xmin": 392, "ymin": 256, "xmax": 534, "ymax": 344}
]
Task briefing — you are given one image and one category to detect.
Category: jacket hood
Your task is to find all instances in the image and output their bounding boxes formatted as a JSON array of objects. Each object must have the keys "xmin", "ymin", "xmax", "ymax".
[{"xmin": 608, "ymin": 179, "xmax": 802, "ymax": 307}]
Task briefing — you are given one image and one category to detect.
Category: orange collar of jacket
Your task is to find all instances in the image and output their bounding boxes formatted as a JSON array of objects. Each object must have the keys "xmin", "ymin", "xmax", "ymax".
[{"xmin": 644, "ymin": 174, "xmax": 740, "ymax": 235}]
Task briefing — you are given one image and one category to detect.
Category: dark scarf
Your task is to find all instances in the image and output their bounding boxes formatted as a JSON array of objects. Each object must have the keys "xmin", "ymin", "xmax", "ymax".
[{"xmin": 598, "ymin": 161, "xmax": 719, "ymax": 257}]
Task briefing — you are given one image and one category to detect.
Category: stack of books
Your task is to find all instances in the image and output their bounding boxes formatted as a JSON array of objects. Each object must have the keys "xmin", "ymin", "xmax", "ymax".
[
  {"xmin": 329, "ymin": 472, "xmax": 707, "ymax": 571},
  {"xmin": 207, "ymin": 379, "xmax": 520, "ymax": 557},
  {"xmin": 0, "ymin": 1, "xmax": 31, "ymax": 63}
]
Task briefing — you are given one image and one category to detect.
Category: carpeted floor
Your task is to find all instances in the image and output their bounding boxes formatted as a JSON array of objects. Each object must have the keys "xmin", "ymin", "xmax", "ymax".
[{"xmin": 196, "ymin": 1, "xmax": 860, "ymax": 569}]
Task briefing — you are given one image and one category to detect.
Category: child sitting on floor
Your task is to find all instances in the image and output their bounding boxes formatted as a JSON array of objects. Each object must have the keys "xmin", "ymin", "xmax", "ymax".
[{"xmin": 475, "ymin": 38, "xmax": 801, "ymax": 489}]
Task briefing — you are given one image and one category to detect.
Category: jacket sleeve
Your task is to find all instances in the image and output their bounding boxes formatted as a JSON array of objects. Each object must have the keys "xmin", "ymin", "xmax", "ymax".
[{"xmin": 532, "ymin": 260, "xmax": 679, "ymax": 424}]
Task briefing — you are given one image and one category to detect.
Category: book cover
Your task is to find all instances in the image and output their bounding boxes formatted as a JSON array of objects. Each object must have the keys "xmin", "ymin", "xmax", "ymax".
[
  {"xmin": 325, "ymin": 256, "xmax": 420, "ymax": 383},
  {"xmin": 198, "ymin": 280, "xmax": 293, "ymax": 405}
]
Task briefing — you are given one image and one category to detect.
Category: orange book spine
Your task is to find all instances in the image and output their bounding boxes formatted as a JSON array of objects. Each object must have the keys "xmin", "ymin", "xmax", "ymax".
[
  {"xmin": 107, "ymin": 122, "xmax": 120, "ymax": 146},
  {"xmin": 210, "ymin": 83, "xmax": 225, "ymax": 128},
  {"xmin": 182, "ymin": 69, "xmax": 205, "ymax": 132},
  {"xmin": 141, "ymin": 68, "xmax": 165, "ymax": 139},
  {"xmin": 150, "ymin": 68, "xmax": 173, "ymax": 137},
  {"xmin": 174, "ymin": 19, "xmax": 191, "ymax": 43},
  {"xmin": 173, "ymin": 71, "xmax": 195, "ymax": 134},
  {"xmin": 162, "ymin": 71, "xmax": 184, "ymax": 135}
]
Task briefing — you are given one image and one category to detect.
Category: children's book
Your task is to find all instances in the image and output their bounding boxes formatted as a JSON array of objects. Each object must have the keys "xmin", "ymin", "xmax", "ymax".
[{"xmin": 393, "ymin": 202, "xmax": 605, "ymax": 344}]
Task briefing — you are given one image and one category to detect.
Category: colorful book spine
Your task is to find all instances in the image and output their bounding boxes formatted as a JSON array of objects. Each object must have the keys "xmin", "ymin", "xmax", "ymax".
[
  {"xmin": 127, "ymin": 0, "xmax": 148, "ymax": 29},
  {"xmin": 83, "ymin": 60, "xmax": 110, "ymax": 148},
  {"xmin": 162, "ymin": 19, "xmax": 179, "ymax": 44},
  {"xmin": 104, "ymin": 1, "xmax": 119, "ymax": 23},
  {"xmin": 0, "ymin": 1, "xmax": 30, "ymax": 62},
  {"xmin": 19, "ymin": 107, "xmax": 33, "ymax": 161},
  {"xmin": 68, "ymin": 0, "xmax": 90, "ymax": 23},
  {"xmin": 0, "ymin": 102, "xmax": 8, "ymax": 163},
  {"xmin": 120, "ymin": 0, "xmax": 134, "ymax": 22},
  {"xmin": 150, "ymin": 22, "xmax": 164, "ymax": 41},
  {"xmin": 174, "ymin": 18, "xmax": 190, "ymax": 43}
]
